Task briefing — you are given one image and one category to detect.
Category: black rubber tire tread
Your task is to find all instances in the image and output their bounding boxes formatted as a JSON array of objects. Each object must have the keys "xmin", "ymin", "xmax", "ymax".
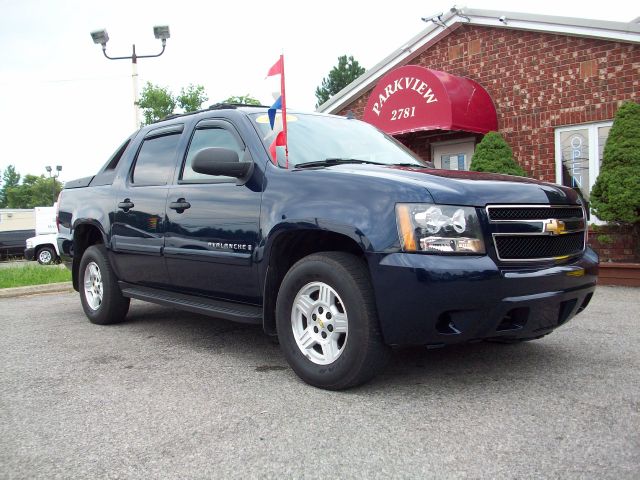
[
  {"xmin": 79, "ymin": 244, "xmax": 130, "ymax": 325},
  {"xmin": 36, "ymin": 246, "xmax": 57, "ymax": 265},
  {"xmin": 276, "ymin": 251, "xmax": 390, "ymax": 390}
]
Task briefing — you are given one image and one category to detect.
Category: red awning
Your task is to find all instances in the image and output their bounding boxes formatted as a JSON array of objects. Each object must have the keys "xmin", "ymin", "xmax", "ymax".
[{"xmin": 362, "ymin": 65, "xmax": 497, "ymax": 136}]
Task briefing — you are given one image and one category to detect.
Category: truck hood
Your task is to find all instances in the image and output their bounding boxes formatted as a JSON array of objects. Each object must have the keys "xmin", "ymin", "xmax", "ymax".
[{"xmin": 320, "ymin": 164, "xmax": 580, "ymax": 206}]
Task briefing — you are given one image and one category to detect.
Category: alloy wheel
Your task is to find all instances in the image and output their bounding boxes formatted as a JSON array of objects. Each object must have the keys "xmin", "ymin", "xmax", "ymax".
[
  {"xmin": 83, "ymin": 261, "xmax": 103, "ymax": 311},
  {"xmin": 291, "ymin": 281, "xmax": 348, "ymax": 365}
]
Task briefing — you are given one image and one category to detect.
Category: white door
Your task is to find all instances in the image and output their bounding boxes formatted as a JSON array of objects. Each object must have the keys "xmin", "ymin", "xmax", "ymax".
[{"xmin": 431, "ymin": 139, "xmax": 476, "ymax": 170}]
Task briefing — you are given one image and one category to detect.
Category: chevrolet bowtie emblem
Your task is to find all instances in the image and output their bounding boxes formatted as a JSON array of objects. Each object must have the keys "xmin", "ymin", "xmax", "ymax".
[{"xmin": 544, "ymin": 219, "xmax": 566, "ymax": 235}]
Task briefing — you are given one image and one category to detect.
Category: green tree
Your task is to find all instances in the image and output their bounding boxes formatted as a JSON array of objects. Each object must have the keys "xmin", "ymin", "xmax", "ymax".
[
  {"xmin": 470, "ymin": 132, "xmax": 527, "ymax": 176},
  {"xmin": 315, "ymin": 55, "xmax": 366, "ymax": 108},
  {"xmin": 223, "ymin": 94, "xmax": 261, "ymax": 106},
  {"xmin": 591, "ymin": 101, "xmax": 640, "ymax": 225},
  {"xmin": 5, "ymin": 174, "xmax": 63, "ymax": 208},
  {"xmin": 0, "ymin": 165, "xmax": 21, "ymax": 208},
  {"xmin": 177, "ymin": 84, "xmax": 209, "ymax": 112},
  {"xmin": 138, "ymin": 82, "xmax": 177, "ymax": 125},
  {"xmin": 138, "ymin": 83, "xmax": 209, "ymax": 125}
]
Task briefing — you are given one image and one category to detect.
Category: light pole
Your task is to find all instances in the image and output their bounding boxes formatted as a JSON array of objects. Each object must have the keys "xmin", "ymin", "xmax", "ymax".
[
  {"xmin": 90, "ymin": 26, "xmax": 170, "ymax": 129},
  {"xmin": 45, "ymin": 165, "xmax": 62, "ymax": 206}
]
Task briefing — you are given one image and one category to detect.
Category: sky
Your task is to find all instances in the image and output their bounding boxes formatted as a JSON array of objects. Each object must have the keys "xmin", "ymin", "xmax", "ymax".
[{"xmin": 0, "ymin": 0, "xmax": 636, "ymax": 183}]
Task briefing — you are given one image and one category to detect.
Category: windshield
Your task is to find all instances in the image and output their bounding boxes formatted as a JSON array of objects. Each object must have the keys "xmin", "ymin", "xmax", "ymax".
[{"xmin": 250, "ymin": 112, "xmax": 428, "ymax": 168}]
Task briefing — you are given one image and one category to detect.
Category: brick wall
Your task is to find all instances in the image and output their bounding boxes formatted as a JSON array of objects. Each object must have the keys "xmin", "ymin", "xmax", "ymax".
[
  {"xmin": 338, "ymin": 25, "xmax": 640, "ymax": 181},
  {"xmin": 588, "ymin": 225, "xmax": 640, "ymax": 263}
]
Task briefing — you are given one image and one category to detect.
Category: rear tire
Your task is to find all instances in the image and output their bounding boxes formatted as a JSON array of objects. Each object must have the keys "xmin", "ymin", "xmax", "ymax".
[
  {"xmin": 79, "ymin": 245, "xmax": 130, "ymax": 325},
  {"xmin": 276, "ymin": 252, "xmax": 390, "ymax": 390}
]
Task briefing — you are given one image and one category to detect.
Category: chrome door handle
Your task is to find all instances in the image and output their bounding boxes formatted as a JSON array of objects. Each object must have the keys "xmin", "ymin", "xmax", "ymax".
[
  {"xmin": 118, "ymin": 199, "xmax": 134, "ymax": 211},
  {"xmin": 169, "ymin": 199, "xmax": 191, "ymax": 213}
]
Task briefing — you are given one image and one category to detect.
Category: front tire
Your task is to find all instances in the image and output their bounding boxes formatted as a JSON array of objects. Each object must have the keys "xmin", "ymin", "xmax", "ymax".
[
  {"xmin": 36, "ymin": 246, "xmax": 57, "ymax": 265},
  {"xmin": 79, "ymin": 245, "xmax": 130, "ymax": 325},
  {"xmin": 276, "ymin": 252, "xmax": 390, "ymax": 390}
]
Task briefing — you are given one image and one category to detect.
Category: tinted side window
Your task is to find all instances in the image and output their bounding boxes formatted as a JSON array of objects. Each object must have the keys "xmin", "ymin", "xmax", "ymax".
[
  {"xmin": 132, "ymin": 133, "xmax": 181, "ymax": 186},
  {"xmin": 104, "ymin": 137, "xmax": 132, "ymax": 171},
  {"xmin": 181, "ymin": 128, "xmax": 243, "ymax": 182}
]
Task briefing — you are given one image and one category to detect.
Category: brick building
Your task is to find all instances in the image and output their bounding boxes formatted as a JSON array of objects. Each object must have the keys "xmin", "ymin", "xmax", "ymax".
[{"xmin": 317, "ymin": 8, "xmax": 640, "ymax": 206}]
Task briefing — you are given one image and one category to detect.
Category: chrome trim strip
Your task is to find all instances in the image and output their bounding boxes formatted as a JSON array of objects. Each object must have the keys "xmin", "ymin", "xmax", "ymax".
[
  {"xmin": 492, "ymin": 221, "xmax": 586, "ymax": 236},
  {"xmin": 492, "ymin": 228, "xmax": 585, "ymax": 238}
]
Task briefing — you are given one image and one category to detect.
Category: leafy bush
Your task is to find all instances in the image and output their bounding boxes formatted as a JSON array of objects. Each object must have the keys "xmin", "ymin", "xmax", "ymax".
[
  {"xmin": 596, "ymin": 234, "xmax": 613, "ymax": 245},
  {"xmin": 591, "ymin": 101, "xmax": 640, "ymax": 225},
  {"xmin": 470, "ymin": 132, "xmax": 526, "ymax": 176}
]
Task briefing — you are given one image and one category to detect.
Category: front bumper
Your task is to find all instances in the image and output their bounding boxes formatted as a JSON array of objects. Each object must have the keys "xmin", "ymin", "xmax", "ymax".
[
  {"xmin": 367, "ymin": 248, "xmax": 598, "ymax": 346},
  {"xmin": 57, "ymin": 234, "xmax": 73, "ymax": 267},
  {"xmin": 24, "ymin": 248, "xmax": 35, "ymax": 261}
]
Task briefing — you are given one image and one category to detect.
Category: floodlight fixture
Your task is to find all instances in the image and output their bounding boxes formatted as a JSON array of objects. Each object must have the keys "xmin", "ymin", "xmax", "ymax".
[
  {"xmin": 90, "ymin": 25, "xmax": 170, "ymax": 128},
  {"xmin": 421, "ymin": 13, "xmax": 446, "ymax": 28},
  {"xmin": 44, "ymin": 165, "xmax": 60, "ymax": 205},
  {"xmin": 90, "ymin": 29, "xmax": 109, "ymax": 46},
  {"xmin": 421, "ymin": 13, "xmax": 442, "ymax": 22},
  {"xmin": 153, "ymin": 25, "xmax": 170, "ymax": 43}
]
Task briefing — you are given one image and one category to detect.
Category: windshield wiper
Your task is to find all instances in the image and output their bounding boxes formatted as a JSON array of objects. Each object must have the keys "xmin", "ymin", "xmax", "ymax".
[
  {"xmin": 295, "ymin": 158, "xmax": 386, "ymax": 169},
  {"xmin": 394, "ymin": 162, "xmax": 431, "ymax": 168}
]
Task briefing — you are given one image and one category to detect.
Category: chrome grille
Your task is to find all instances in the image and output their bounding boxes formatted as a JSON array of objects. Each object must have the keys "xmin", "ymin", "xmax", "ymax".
[{"xmin": 486, "ymin": 205, "xmax": 586, "ymax": 262}]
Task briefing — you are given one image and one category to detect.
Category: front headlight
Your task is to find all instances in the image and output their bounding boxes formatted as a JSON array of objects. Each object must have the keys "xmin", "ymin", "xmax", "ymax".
[
  {"xmin": 396, "ymin": 203, "xmax": 485, "ymax": 254},
  {"xmin": 26, "ymin": 238, "xmax": 34, "ymax": 249}
]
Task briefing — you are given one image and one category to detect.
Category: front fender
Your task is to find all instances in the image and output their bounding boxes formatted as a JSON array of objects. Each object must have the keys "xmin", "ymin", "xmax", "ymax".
[
  {"xmin": 259, "ymin": 165, "xmax": 425, "ymax": 257},
  {"xmin": 262, "ymin": 219, "xmax": 373, "ymax": 257}
]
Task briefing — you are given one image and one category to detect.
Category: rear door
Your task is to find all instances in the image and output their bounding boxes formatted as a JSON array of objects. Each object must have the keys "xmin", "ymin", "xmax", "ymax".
[
  {"xmin": 111, "ymin": 124, "xmax": 183, "ymax": 287},
  {"xmin": 164, "ymin": 118, "xmax": 262, "ymax": 304}
]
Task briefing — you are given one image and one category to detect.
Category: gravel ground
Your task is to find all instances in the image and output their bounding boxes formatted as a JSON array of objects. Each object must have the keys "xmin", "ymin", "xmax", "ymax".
[{"xmin": 0, "ymin": 286, "xmax": 638, "ymax": 479}]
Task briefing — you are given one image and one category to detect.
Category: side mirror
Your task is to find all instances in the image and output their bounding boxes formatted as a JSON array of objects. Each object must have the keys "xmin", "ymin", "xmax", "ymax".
[{"xmin": 192, "ymin": 147, "xmax": 253, "ymax": 179}]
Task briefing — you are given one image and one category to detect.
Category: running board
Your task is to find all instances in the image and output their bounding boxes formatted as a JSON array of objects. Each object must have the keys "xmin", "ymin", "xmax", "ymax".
[{"xmin": 119, "ymin": 283, "xmax": 262, "ymax": 325}]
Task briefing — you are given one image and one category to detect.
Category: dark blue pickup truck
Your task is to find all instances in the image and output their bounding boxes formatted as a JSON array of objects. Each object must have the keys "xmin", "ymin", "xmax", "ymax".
[{"xmin": 57, "ymin": 104, "xmax": 598, "ymax": 389}]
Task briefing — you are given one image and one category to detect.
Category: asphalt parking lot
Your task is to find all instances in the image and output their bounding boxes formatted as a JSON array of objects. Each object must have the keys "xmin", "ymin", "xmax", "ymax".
[{"xmin": 1, "ymin": 286, "xmax": 638, "ymax": 479}]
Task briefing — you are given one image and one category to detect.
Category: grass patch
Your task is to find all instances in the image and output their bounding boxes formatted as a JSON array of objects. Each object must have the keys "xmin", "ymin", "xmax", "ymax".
[{"xmin": 0, "ymin": 265, "xmax": 71, "ymax": 288}]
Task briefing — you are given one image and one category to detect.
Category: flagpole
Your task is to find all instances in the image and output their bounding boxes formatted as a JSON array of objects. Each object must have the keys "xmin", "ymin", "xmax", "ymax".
[{"xmin": 279, "ymin": 54, "xmax": 289, "ymax": 168}]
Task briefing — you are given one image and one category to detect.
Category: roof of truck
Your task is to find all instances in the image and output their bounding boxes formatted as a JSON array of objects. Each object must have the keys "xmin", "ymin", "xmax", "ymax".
[{"xmin": 155, "ymin": 103, "xmax": 271, "ymax": 124}]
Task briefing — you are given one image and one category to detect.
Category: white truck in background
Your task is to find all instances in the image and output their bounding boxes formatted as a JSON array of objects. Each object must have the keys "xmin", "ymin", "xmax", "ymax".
[{"xmin": 24, "ymin": 206, "xmax": 60, "ymax": 265}]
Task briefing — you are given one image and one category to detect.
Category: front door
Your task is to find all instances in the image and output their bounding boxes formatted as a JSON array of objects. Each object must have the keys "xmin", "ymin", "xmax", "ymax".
[
  {"xmin": 111, "ymin": 125, "xmax": 183, "ymax": 287},
  {"xmin": 164, "ymin": 119, "xmax": 262, "ymax": 304},
  {"xmin": 432, "ymin": 139, "xmax": 476, "ymax": 171}
]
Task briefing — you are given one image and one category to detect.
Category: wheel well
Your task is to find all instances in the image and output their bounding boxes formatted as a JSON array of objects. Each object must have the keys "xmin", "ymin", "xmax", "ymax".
[
  {"xmin": 72, "ymin": 224, "xmax": 104, "ymax": 290},
  {"xmin": 262, "ymin": 230, "xmax": 365, "ymax": 336}
]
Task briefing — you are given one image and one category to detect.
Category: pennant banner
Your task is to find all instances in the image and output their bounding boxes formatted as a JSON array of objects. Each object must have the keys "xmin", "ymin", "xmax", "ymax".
[
  {"xmin": 265, "ymin": 55, "xmax": 288, "ymax": 168},
  {"xmin": 268, "ymin": 96, "xmax": 282, "ymax": 129},
  {"xmin": 266, "ymin": 57, "xmax": 283, "ymax": 77}
]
